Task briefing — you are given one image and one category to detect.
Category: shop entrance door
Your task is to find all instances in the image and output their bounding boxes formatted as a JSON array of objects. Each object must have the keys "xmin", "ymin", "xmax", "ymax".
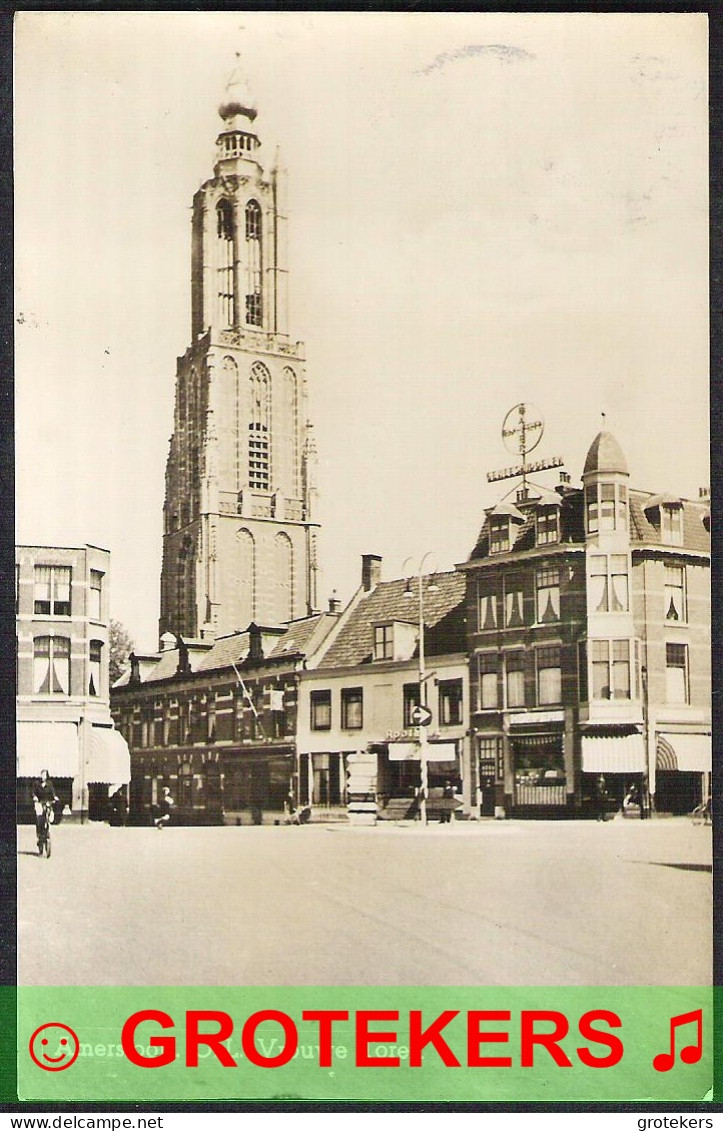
[{"xmin": 479, "ymin": 773, "xmax": 495, "ymax": 816}]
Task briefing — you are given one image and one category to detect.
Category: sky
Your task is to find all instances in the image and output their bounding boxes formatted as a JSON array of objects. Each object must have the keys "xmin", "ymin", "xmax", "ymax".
[{"xmin": 14, "ymin": 12, "xmax": 709, "ymax": 650}]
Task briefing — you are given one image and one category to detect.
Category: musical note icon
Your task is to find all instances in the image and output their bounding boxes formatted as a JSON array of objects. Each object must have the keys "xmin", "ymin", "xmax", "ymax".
[{"xmin": 652, "ymin": 1009, "xmax": 703, "ymax": 1072}]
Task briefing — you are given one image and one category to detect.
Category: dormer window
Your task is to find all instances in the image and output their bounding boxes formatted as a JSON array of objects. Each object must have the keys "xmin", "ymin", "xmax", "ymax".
[
  {"xmin": 374, "ymin": 624, "xmax": 393, "ymax": 661},
  {"xmin": 490, "ymin": 517, "xmax": 510, "ymax": 554},
  {"xmin": 536, "ymin": 507, "xmax": 559, "ymax": 546},
  {"xmin": 643, "ymin": 495, "xmax": 684, "ymax": 546},
  {"xmin": 373, "ymin": 620, "xmax": 417, "ymax": 662},
  {"xmin": 661, "ymin": 504, "xmax": 683, "ymax": 545}
]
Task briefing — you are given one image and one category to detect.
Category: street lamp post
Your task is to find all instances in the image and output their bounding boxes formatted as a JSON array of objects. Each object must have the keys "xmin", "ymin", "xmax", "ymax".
[{"xmin": 403, "ymin": 554, "xmax": 438, "ymax": 827}]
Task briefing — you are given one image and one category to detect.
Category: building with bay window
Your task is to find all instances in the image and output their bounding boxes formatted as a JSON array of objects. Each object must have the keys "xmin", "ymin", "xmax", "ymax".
[
  {"xmin": 16, "ymin": 544, "xmax": 131, "ymax": 821},
  {"xmin": 459, "ymin": 430, "xmax": 710, "ymax": 818}
]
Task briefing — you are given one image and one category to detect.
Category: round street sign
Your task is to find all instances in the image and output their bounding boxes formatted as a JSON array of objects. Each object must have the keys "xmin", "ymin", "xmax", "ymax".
[{"xmin": 410, "ymin": 704, "xmax": 433, "ymax": 727}]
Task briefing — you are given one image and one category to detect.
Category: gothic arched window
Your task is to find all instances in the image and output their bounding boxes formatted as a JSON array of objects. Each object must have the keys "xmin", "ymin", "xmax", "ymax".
[
  {"xmin": 216, "ymin": 200, "xmax": 235, "ymax": 327},
  {"xmin": 284, "ymin": 367, "xmax": 299, "ymax": 497},
  {"xmin": 249, "ymin": 362, "xmax": 270, "ymax": 490},
  {"xmin": 236, "ymin": 528, "xmax": 256, "ymax": 625},
  {"xmin": 245, "ymin": 200, "xmax": 262, "ymax": 327},
  {"xmin": 274, "ymin": 532, "xmax": 293, "ymax": 623}
]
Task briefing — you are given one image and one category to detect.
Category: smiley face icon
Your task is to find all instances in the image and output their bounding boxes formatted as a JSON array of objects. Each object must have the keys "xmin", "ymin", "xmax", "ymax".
[{"xmin": 29, "ymin": 1023, "xmax": 80, "ymax": 1071}]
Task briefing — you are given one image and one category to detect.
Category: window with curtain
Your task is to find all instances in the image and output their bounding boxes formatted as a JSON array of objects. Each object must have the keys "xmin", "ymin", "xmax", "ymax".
[
  {"xmin": 310, "ymin": 690, "xmax": 332, "ymax": 731},
  {"xmin": 34, "ymin": 565, "xmax": 71, "ymax": 616},
  {"xmin": 33, "ymin": 636, "xmax": 70, "ymax": 695},
  {"xmin": 478, "ymin": 653, "xmax": 499, "ymax": 709},
  {"xmin": 341, "ymin": 687, "xmax": 363, "ymax": 729},
  {"xmin": 89, "ymin": 640, "xmax": 102, "ymax": 696},
  {"xmin": 664, "ymin": 564, "xmax": 686, "ymax": 622},
  {"xmin": 478, "ymin": 585, "xmax": 497, "ymax": 631},
  {"xmin": 536, "ymin": 645, "xmax": 562, "ymax": 705},
  {"xmin": 589, "ymin": 555, "xmax": 628, "ymax": 613},
  {"xmin": 536, "ymin": 567, "xmax": 560, "ymax": 623},
  {"xmin": 505, "ymin": 586, "xmax": 524, "ymax": 628},
  {"xmin": 661, "ymin": 505, "xmax": 683, "ymax": 545},
  {"xmin": 505, "ymin": 651, "xmax": 525, "ymax": 708}
]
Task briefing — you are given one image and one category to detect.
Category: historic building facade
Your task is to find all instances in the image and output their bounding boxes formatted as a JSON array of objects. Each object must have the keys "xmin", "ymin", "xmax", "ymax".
[
  {"xmin": 159, "ymin": 65, "xmax": 320, "ymax": 641},
  {"xmin": 111, "ymin": 615, "xmax": 337, "ymax": 824},
  {"xmin": 460, "ymin": 431, "xmax": 711, "ymax": 818},
  {"xmin": 297, "ymin": 556, "xmax": 470, "ymax": 823},
  {"xmin": 16, "ymin": 544, "xmax": 130, "ymax": 821}
]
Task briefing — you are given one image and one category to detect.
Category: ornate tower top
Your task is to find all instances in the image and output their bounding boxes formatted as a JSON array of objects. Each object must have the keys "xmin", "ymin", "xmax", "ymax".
[
  {"xmin": 214, "ymin": 55, "xmax": 261, "ymax": 174},
  {"xmin": 218, "ymin": 54, "xmax": 257, "ymax": 123}
]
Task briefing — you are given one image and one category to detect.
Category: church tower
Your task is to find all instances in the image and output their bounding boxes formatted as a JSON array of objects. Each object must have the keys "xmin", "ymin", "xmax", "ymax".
[{"xmin": 159, "ymin": 63, "xmax": 320, "ymax": 642}]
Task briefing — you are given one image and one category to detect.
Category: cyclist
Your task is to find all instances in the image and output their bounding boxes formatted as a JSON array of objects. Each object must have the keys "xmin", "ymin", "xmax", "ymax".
[{"xmin": 32, "ymin": 768, "xmax": 58, "ymax": 853}]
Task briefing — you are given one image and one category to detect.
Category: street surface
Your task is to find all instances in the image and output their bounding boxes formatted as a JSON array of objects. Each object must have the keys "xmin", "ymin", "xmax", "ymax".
[{"xmin": 18, "ymin": 818, "xmax": 711, "ymax": 986}]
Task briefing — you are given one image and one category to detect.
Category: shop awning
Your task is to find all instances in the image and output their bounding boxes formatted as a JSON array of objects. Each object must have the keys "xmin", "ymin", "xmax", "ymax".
[
  {"xmin": 388, "ymin": 742, "xmax": 457, "ymax": 763},
  {"xmin": 581, "ymin": 732, "xmax": 645, "ymax": 773},
  {"xmin": 16, "ymin": 721, "xmax": 78, "ymax": 779},
  {"xmin": 657, "ymin": 733, "xmax": 710, "ymax": 773},
  {"xmin": 87, "ymin": 726, "xmax": 131, "ymax": 787}
]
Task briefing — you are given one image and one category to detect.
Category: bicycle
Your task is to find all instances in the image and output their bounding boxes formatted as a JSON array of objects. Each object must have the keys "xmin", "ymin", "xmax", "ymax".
[
  {"xmin": 691, "ymin": 799, "xmax": 712, "ymax": 827},
  {"xmin": 36, "ymin": 800, "xmax": 54, "ymax": 857}
]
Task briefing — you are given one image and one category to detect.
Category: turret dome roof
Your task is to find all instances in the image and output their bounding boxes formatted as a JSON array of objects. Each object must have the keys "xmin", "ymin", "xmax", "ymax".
[{"xmin": 583, "ymin": 430, "xmax": 628, "ymax": 476}]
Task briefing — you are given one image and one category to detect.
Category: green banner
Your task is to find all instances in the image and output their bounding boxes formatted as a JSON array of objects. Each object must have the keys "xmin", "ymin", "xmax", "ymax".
[{"xmin": 13, "ymin": 986, "xmax": 714, "ymax": 1103}]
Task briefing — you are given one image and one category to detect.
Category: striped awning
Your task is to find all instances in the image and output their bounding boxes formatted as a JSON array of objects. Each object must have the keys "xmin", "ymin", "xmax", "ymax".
[
  {"xmin": 657, "ymin": 733, "xmax": 710, "ymax": 773},
  {"xmin": 16, "ymin": 721, "xmax": 79, "ymax": 778},
  {"xmin": 581, "ymin": 732, "xmax": 645, "ymax": 773},
  {"xmin": 87, "ymin": 725, "xmax": 131, "ymax": 787}
]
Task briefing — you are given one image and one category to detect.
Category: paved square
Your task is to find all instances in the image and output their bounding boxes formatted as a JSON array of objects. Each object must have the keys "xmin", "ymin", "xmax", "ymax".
[{"xmin": 18, "ymin": 818, "xmax": 711, "ymax": 986}]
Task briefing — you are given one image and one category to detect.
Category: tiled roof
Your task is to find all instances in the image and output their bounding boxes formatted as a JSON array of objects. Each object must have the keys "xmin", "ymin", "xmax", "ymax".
[
  {"xmin": 468, "ymin": 486, "xmax": 710, "ymax": 562},
  {"xmin": 196, "ymin": 632, "xmax": 251, "ymax": 672},
  {"xmin": 631, "ymin": 491, "xmax": 711, "ymax": 553},
  {"xmin": 318, "ymin": 572, "xmax": 466, "ymax": 670},
  {"xmin": 269, "ymin": 614, "xmax": 331, "ymax": 658}
]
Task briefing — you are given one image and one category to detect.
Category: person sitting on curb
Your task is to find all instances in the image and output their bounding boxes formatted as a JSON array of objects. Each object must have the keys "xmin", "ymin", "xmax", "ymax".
[{"xmin": 154, "ymin": 786, "xmax": 174, "ymax": 829}]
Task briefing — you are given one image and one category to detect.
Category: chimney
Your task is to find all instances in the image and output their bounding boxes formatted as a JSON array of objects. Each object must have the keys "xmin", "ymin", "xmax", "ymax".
[
  {"xmin": 699, "ymin": 486, "xmax": 710, "ymax": 500},
  {"xmin": 248, "ymin": 623, "xmax": 264, "ymax": 663},
  {"xmin": 361, "ymin": 554, "xmax": 382, "ymax": 592},
  {"xmin": 328, "ymin": 590, "xmax": 341, "ymax": 614}
]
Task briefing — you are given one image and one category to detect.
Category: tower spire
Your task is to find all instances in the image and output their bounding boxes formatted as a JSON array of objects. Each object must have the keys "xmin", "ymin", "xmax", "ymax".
[{"xmin": 218, "ymin": 52, "xmax": 257, "ymax": 123}]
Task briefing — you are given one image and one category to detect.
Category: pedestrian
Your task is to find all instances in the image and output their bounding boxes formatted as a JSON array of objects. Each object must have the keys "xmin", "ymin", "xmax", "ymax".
[
  {"xmin": 596, "ymin": 775, "xmax": 609, "ymax": 822},
  {"xmin": 440, "ymin": 779, "xmax": 455, "ymax": 824},
  {"xmin": 623, "ymin": 781, "xmax": 640, "ymax": 818},
  {"xmin": 285, "ymin": 791, "xmax": 299, "ymax": 825},
  {"xmin": 32, "ymin": 769, "xmax": 58, "ymax": 851},
  {"xmin": 154, "ymin": 786, "xmax": 174, "ymax": 829}
]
